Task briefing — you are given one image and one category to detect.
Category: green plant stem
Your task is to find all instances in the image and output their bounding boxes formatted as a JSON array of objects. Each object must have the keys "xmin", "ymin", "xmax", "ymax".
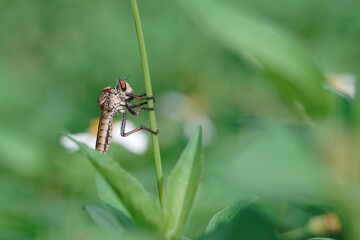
[{"xmin": 130, "ymin": 0, "xmax": 166, "ymax": 210}]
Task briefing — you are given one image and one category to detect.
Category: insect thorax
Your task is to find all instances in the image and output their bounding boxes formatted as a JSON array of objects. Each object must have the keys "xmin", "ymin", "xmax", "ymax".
[{"xmin": 98, "ymin": 86, "xmax": 128, "ymax": 115}]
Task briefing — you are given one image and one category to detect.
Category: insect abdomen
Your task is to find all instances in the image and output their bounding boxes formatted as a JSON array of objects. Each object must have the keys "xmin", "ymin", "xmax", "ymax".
[{"xmin": 95, "ymin": 111, "xmax": 113, "ymax": 153}]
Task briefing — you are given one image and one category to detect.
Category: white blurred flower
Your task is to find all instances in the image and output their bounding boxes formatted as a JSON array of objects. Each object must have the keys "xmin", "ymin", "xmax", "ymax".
[
  {"xmin": 326, "ymin": 73, "xmax": 356, "ymax": 99},
  {"xmin": 158, "ymin": 91, "xmax": 215, "ymax": 145},
  {"xmin": 60, "ymin": 119, "xmax": 148, "ymax": 154}
]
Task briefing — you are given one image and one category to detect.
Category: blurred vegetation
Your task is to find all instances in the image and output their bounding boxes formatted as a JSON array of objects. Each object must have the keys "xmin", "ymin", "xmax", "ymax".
[{"xmin": 0, "ymin": 0, "xmax": 360, "ymax": 239}]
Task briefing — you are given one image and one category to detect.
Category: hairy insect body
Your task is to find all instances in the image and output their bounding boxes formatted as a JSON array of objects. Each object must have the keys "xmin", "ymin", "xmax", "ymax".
[
  {"xmin": 95, "ymin": 79, "xmax": 158, "ymax": 154},
  {"xmin": 98, "ymin": 87, "xmax": 126, "ymax": 114},
  {"xmin": 96, "ymin": 111, "xmax": 113, "ymax": 153},
  {"xmin": 96, "ymin": 86, "xmax": 127, "ymax": 153}
]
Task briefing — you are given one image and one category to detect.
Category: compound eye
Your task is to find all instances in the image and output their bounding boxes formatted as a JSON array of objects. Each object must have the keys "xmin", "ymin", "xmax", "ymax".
[{"xmin": 119, "ymin": 80, "xmax": 127, "ymax": 91}]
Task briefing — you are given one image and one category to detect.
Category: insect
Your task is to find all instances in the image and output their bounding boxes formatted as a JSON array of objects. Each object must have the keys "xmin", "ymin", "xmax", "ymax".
[{"xmin": 95, "ymin": 78, "xmax": 158, "ymax": 153}]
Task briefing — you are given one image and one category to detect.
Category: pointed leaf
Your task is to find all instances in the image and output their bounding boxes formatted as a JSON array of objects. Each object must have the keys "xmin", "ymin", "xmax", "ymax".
[
  {"xmin": 206, "ymin": 197, "xmax": 258, "ymax": 233},
  {"xmin": 96, "ymin": 173, "xmax": 135, "ymax": 230},
  {"xmin": 95, "ymin": 172, "xmax": 128, "ymax": 213},
  {"xmin": 84, "ymin": 205, "xmax": 123, "ymax": 233},
  {"xmin": 201, "ymin": 207, "xmax": 277, "ymax": 240},
  {"xmin": 105, "ymin": 203, "xmax": 137, "ymax": 231},
  {"xmin": 177, "ymin": 0, "xmax": 330, "ymax": 118},
  {"xmin": 67, "ymin": 136, "xmax": 164, "ymax": 234},
  {"xmin": 165, "ymin": 126, "xmax": 203, "ymax": 239}
]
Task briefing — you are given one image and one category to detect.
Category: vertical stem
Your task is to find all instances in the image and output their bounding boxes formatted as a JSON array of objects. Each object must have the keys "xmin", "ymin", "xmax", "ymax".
[{"xmin": 130, "ymin": 0, "xmax": 166, "ymax": 210}]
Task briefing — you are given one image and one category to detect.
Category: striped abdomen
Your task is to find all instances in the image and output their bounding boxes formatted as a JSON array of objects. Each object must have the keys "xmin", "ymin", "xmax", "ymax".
[{"xmin": 95, "ymin": 110, "xmax": 113, "ymax": 153}]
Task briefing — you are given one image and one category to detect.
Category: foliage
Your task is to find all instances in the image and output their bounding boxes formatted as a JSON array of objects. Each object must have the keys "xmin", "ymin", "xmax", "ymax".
[
  {"xmin": 205, "ymin": 197, "xmax": 258, "ymax": 234},
  {"xmin": 1, "ymin": 0, "xmax": 359, "ymax": 239},
  {"xmin": 164, "ymin": 126, "xmax": 203, "ymax": 239},
  {"xmin": 68, "ymin": 125, "xmax": 203, "ymax": 239}
]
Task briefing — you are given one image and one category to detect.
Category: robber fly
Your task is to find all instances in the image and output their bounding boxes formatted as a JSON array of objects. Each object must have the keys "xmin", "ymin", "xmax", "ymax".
[{"xmin": 95, "ymin": 78, "xmax": 158, "ymax": 153}]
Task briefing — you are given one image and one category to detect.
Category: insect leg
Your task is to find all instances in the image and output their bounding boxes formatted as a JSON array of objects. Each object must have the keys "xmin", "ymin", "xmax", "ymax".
[
  {"xmin": 120, "ymin": 112, "xmax": 159, "ymax": 137},
  {"xmin": 120, "ymin": 112, "xmax": 127, "ymax": 136},
  {"xmin": 138, "ymin": 94, "xmax": 155, "ymax": 101},
  {"xmin": 127, "ymin": 102, "xmax": 147, "ymax": 108},
  {"xmin": 126, "ymin": 105, "xmax": 154, "ymax": 116},
  {"xmin": 130, "ymin": 93, "xmax": 155, "ymax": 101},
  {"xmin": 140, "ymin": 96, "xmax": 155, "ymax": 100}
]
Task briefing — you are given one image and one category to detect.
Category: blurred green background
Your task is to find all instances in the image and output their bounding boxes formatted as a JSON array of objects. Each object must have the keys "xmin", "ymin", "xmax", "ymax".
[{"xmin": 1, "ymin": 0, "xmax": 359, "ymax": 239}]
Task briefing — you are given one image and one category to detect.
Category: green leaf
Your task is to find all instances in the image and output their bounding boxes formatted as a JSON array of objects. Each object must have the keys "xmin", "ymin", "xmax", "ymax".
[
  {"xmin": 84, "ymin": 205, "xmax": 123, "ymax": 233},
  {"xmin": 206, "ymin": 121, "xmax": 329, "ymax": 201},
  {"xmin": 96, "ymin": 173, "xmax": 136, "ymax": 230},
  {"xmin": 165, "ymin": 126, "xmax": 203, "ymax": 239},
  {"xmin": 95, "ymin": 172, "xmax": 128, "ymax": 214},
  {"xmin": 206, "ymin": 197, "xmax": 258, "ymax": 234},
  {"xmin": 201, "ymin": 207, "xmax": 277, "ymax": 240},
  {"xmin": 308, "ymin": 238, "xmax": 336, "ymax": 240},
  {"xmin": 308, "ymin": 238, "xmax": 334, "ymax": 240},
  {"xmin": 180, "ymin": 236, "xmax": 191, "ymax": 240},
  {"xmin": 67, "ymin": 136, "xmax": 164, "ymax": 234},
  {"xmin": 177, "ymin": 0, "xmax": 330, "ymax": 118}
]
